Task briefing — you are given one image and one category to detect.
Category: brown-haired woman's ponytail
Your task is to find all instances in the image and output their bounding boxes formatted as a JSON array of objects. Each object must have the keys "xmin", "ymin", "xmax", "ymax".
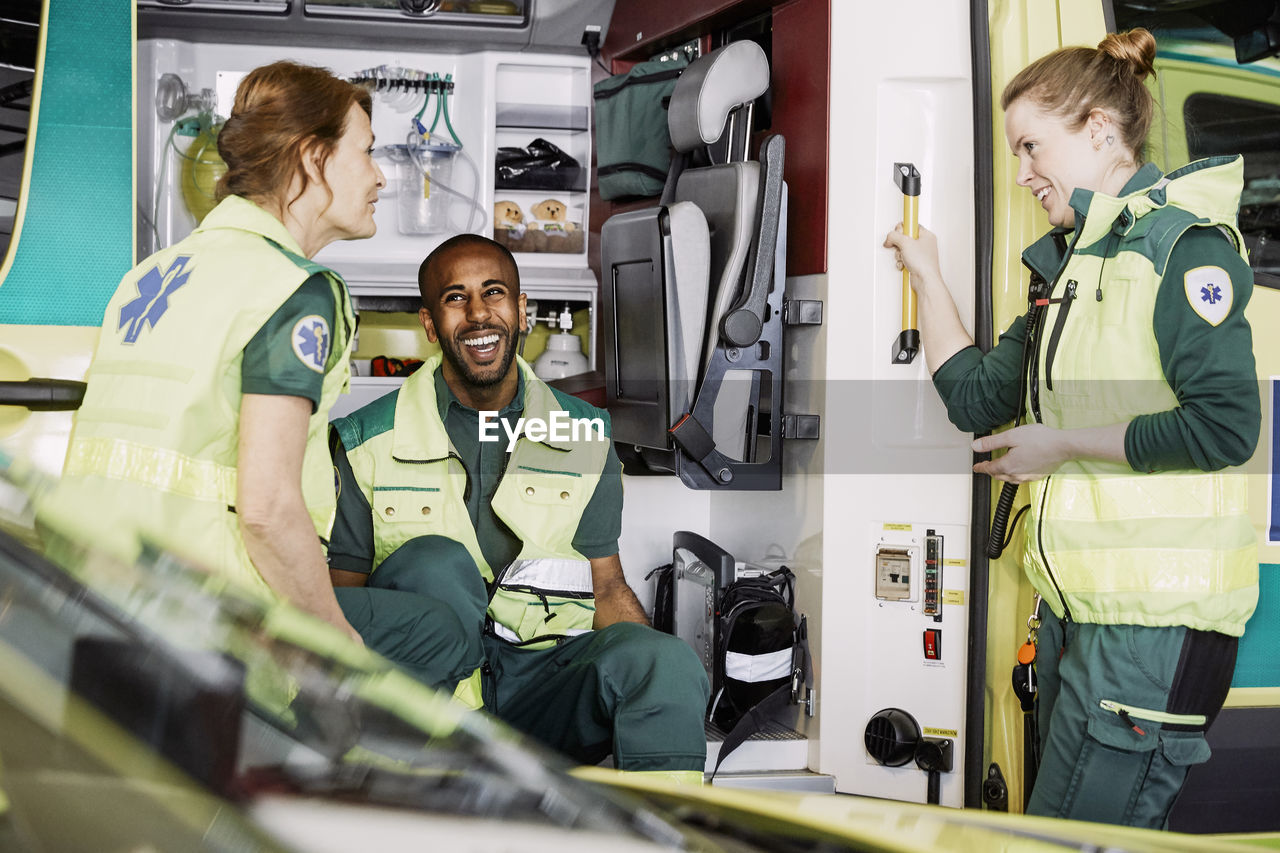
[{"xmin": 1099, "ymin": 28, "xmax": 1157, "ymax": 83}]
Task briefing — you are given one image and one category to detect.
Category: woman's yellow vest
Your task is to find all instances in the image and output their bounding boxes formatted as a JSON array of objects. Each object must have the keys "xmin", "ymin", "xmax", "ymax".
[
  {"xmin": 1020, "ymin": 156, "xmax": 1258, "ymax": 635},
  {"xmin": 332, "ymin": 355, "xmax": 612, "ymax": 647},
  {"xmin": 60, "ymin": 195, "xmax": 355, "ymax": 595}
]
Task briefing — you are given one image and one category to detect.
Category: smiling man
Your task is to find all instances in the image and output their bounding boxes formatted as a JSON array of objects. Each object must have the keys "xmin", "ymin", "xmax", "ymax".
[{"xmin": 326, "ymin": 235, "xmax": 709, "ymax": 779}]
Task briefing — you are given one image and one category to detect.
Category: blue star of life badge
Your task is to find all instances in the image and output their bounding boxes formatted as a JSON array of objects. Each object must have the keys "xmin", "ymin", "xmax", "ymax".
[
  {"xmin": 291, "ymin": 315, "xmax": 331, "ymax": 373},
  {"xmin": 1183, "ymin": 265, "xmax": 1232, "ymax": 327},
  {"xmin": 118, "ymin": 256, "xmax": 194, "ymax": 343}
]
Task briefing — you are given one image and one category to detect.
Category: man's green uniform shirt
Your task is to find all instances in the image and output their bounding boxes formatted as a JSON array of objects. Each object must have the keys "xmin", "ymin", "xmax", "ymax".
[{"xmin": 329, "ymin": 366, "xmax": 624, "ymax": 576}]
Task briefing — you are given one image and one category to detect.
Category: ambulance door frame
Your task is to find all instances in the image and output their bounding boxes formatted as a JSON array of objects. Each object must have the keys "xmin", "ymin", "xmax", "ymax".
[{"xmin": 964, "ymin": 0, "xmax": 994, "ymax": 809}]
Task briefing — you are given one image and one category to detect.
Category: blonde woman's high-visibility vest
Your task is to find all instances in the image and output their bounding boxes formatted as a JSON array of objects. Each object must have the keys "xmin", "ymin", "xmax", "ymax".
[
  {"xmin": 1022, "ymin": 156, "xmax": 1257, "ymax": 635},
  {"xmin": 61, "ymin": 195, "xmax": 355, "ymax": 594},
  {"xmin": 333, "ymin": 355, "xmax": 612, "ymax": 648}
]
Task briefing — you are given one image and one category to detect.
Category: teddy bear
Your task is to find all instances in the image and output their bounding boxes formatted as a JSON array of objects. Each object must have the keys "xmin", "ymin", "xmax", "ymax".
[
  {"xmin": 493, "ymin": 199, "xmax": 526, "ymax": 236},
  {"xmin": 530, "ymin": 198, "xmax": 578, "ymax": 234}
]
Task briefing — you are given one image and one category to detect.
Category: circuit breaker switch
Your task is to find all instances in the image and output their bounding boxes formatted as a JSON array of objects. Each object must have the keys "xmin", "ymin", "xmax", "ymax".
[
  {"xmin": 875, "ymin": 547, "xmax": 913, "ymax": 601},
  {"xmin": 923, "ymin": 628, "xmax": 941, "ymax": 660}
]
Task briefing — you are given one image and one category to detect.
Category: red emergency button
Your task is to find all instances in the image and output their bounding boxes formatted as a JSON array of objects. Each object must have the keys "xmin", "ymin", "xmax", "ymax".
[{"xmin": 924, "ymin": 628, "xmax": 942, "ymax": 660}]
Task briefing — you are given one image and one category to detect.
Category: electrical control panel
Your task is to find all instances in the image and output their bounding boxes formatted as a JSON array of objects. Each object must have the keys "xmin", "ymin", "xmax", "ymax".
[
  {"xmin": 860, "ymin": 520, "xmax": 968, "ymax": 804},
  {"xmin": 923, "ymin": 529, "xmax": 943, "ymax": 621}
]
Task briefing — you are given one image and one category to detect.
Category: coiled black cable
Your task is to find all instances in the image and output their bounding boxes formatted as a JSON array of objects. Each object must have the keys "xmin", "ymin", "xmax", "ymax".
[{"xmin": 985, "ymin": 274, "xmax": 1046, "ymax": 559}]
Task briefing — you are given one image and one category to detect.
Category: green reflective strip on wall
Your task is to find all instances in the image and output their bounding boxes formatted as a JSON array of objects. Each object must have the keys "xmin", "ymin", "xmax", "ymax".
[
  {"xmin": 0, "ymin": 0, "xmax": 133, "ymax": 327},
  {"xmin": 1234, "ymin": 563, "xmax": 1280, "ymax": 688}
]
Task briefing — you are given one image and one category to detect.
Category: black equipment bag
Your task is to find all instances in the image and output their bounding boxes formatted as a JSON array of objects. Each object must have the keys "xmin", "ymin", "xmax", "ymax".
[
  {"xmin": 712, "ymin": 567, "xmax": 798, "ymax": 729},
  {"xmin": 709, "ymin": 567, "xmax": 811, "ymax": 778}
]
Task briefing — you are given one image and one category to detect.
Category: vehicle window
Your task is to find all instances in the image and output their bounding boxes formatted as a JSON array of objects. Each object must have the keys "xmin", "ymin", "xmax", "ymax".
[
  {"xmin": 1115, "ymin": 1, "xmax": 1280, "ymax": 288},
  {"xmin": 1184, "ymin": 93, "xmax": 1280, "ymax": 287}
]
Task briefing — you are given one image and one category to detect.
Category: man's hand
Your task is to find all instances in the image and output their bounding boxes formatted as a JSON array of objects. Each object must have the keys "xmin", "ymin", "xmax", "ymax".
[{"xmin": 590, "ymin": 554, "xmax": 649, "ymax": 628}]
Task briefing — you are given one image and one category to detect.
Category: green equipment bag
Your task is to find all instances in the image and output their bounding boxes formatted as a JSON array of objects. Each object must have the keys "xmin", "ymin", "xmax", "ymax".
[{"xmin": 592, "ymin": 54, "xmax": 689, "ymax": 200}]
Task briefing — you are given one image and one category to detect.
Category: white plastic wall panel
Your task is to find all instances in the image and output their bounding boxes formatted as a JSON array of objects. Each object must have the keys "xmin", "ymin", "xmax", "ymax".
[{"xmin": 820, "ymin": 0, "xmax": 976, "ymax": 805}]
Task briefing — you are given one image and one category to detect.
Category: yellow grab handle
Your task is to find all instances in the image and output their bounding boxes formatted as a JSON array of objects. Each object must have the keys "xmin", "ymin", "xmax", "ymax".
[{"xmin": 892, "ymin": 162, "xmax": 922, "ymax": 365}]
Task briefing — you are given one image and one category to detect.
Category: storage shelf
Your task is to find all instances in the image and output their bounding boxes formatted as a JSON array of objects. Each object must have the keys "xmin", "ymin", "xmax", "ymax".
[
  {"xmin": 494, "ymin": 177, "xmax": 587, "ymax": 193},
  {"xmin": 495, "ymin": 103, "xmax": 588, "ymax": 131}
]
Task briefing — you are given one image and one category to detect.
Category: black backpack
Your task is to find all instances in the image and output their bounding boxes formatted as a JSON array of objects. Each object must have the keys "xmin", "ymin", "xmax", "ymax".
[
  {"xmin": 647, "ymin": 548, "xmax": 811, "ymax": 779},
  {"xmin": 712, "ymin": 568, "xmax": 800, "ymax": 727},
  {"xmin": 710, "ymin": 567, "xmax": 811, "ymax": 778}
]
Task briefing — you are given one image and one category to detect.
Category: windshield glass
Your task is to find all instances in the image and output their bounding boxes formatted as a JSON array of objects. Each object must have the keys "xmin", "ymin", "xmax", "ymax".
[{"xmin": 0, "ymin": 454, "xmax": 693, "ymax": 849}]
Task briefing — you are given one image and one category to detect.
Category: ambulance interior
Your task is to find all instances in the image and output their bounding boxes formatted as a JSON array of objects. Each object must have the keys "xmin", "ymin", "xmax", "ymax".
[{"xmin": 1, "ymin": 0, "xmax": 1279, "ymax": 834}]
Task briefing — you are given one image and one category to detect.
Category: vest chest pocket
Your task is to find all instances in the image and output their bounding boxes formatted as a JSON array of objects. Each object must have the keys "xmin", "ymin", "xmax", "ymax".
[
  {"xmin": 509, "ymin": 469, "xmax": 589, "ymax": 508},
  {"xmin": 373, "ymin": 487, "xmax": 446, "ymax": 529}
]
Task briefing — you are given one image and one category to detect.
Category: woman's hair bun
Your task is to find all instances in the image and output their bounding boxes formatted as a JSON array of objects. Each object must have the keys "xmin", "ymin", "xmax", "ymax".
[{"xmin": 1099, "ymin": 28, "xmax": 1157, "ymax": 82}]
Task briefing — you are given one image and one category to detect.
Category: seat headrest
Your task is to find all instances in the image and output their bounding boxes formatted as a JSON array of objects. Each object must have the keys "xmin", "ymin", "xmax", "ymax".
[{"xmin": 667, "ymin": 41, "xmax": 770, "ymax": 153}]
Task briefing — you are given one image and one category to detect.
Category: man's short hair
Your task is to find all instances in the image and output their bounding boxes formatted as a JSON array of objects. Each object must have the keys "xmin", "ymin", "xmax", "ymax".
[{"xmin": 417, "ymin": 234, "xmax": 520, "ymax": 306}]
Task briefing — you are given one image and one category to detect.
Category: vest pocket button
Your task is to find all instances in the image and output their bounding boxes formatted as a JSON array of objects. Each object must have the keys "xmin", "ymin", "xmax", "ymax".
[
  {"xmin": 385, "ymin": 507, "xmax": 395, "ymax": 517},
  {"xmin": 525, "ymin": 486, "xmax": 535, "ymax": 496},
  {"xmin": 560, "ymin": 491, "xmax": 570, "ymax": 500},
  {"xmin": 421, "ymin": 506, "xmax": 431, "ymax": 516}
]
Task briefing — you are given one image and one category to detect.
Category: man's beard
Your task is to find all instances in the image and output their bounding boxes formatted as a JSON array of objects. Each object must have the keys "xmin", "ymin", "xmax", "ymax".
[{"xmin": 440, "ymin": 327, "xmax": 517, "ymax": 389}]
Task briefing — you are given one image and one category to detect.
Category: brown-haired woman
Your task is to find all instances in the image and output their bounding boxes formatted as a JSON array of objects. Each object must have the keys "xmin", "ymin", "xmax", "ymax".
[
  {"xmin": 885, "ymin": 28, "xmax": 1259, "ymax": 826},
  {"xmin": 64, "ymin": 61, "xmax": 385, "ymax": 643}
]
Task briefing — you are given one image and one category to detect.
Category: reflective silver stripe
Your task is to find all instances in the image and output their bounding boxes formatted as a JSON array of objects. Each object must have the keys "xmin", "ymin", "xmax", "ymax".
[
  {"xmin": 490, "ymin": 622, "xmax": 591, "ymax": 643},
  {"xmin": 64, "ymin": 436, "xmax": 237, "ymax": 504},
  {"xmin": 490, "ymin": 622, "xmax": 521, "ymax": 643},
  {"xmin": 502, "ymin": 558, "xmax": 593, "ymax": 594},
  {"xmin": 724, "ymin": 648, "xmax": 792, "ymax": 683}
]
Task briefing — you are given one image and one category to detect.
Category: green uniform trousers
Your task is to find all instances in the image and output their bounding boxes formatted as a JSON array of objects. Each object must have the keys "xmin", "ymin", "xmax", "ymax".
[
  {"xmin": 1028, "ymin": 607, "xmax": 1237, "ymax": 827},
  {"xmin": 481, "ymin": 623, "xmax": 709, "ymax": 772},
  {"xmin": 334, "ymin": 537, "xmax": 709, "ymax": 773}
]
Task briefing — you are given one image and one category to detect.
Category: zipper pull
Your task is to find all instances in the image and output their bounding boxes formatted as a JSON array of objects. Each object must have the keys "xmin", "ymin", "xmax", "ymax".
[
  {"xmin": 1118, "ymin": 708, "xmax": 1146, "ymax": 736},
  {"xmin": 1064, "ymin": 280, "xmax": 1078, "ymax": 300},
  {"xmin": 1101, "ymin": 699, "xmax": 1148, "ymax": 736},
  {"xmin": 538, "ymin": 592, "xmax": 557, "ymax": 623}
]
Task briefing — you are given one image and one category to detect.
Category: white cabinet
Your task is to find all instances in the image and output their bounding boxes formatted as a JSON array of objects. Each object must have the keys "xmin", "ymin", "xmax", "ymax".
[{"xmin": 137, "ymin": 38, "xmax": 599, "ymax": 414}]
